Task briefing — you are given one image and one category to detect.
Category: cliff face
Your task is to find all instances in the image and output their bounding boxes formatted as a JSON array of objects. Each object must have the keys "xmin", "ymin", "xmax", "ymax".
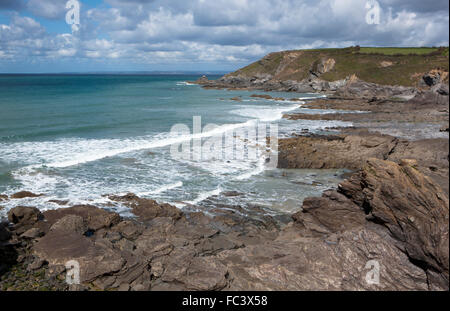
[{"xmin": 198, "ymin": 47, "xmax": 449, "ymax": 93}]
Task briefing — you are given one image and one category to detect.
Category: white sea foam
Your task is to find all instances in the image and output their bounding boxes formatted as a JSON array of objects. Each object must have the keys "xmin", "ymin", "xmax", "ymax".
[
  {"xmin": 234, "ymin": 156, "xmax": 267, "ymax": 181},
  {"xmin": 17, "ymin": 106, "xmax": 293, "ymax": 170},
  {"xmin": 0, "ymin": 95, "xmax": 331, "ymax": 212},
  {"xmin": 297, "ymin": 95, "xmax": 327, "ymax": 100},
  {"xmin": 231, "ymin": 103, "xmax": 302, "ymax": 122},
  {"xmin": 138, "ymin": 181, "xmax": 183, "ymax": 196},
  {"xmin": 184, "ymin": 187, "xmax": 222, "ymax": 205}
]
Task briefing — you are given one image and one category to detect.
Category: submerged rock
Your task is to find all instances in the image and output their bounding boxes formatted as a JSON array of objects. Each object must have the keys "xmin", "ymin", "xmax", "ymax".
[{"xmin": 10, "ymin": 191, "xmax": 43, "ymax": 199}]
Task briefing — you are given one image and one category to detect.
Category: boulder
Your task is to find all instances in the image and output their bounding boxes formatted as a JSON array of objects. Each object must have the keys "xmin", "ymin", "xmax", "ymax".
[
  {"xmin": 43, "ymin": 205, "xmax": 120, "ymax": 232},
  {"xmin": 7, "ymin": 206, "xmax": 43, "ymax": 234},
  {"xmin": 50, "ymin": 215, "xmax": 87, "ymax": 235}
]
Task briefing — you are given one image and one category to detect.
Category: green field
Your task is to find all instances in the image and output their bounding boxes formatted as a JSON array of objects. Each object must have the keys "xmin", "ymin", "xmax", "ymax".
[
  {"xmin": 358, "ymin": 47, "xmax": 441, "ymax": 55},
  {"xmin": 231, "ymin": 46, "xmax": 449, "ymax": 87}
]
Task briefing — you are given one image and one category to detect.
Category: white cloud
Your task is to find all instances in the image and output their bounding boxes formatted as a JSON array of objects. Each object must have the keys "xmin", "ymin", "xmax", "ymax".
[
  {"xmin": 26, "ymin": 0, "xmax": 68, "ymax": 20},
  {"xmin": 0, "ymin": 0, "xmax": 448, "ymax": 71}
]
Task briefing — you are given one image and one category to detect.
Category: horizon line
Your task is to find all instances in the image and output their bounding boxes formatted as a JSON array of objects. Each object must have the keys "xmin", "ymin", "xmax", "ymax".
[{"xmin": 0, "ymin": 71, "xmax": 228, "ymax": 75}]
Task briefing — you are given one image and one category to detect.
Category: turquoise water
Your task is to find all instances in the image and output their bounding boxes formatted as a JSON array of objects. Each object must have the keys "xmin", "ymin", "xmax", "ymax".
[{"xmin": 0, "ymin": 74, "xmax": 350, "ymax": 217}]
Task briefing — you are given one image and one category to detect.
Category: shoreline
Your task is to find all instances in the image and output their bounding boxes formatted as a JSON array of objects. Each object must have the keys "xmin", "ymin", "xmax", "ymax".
[{"xmin": 1, "ymin": 75, "xmax": 449, "ymax": 290}]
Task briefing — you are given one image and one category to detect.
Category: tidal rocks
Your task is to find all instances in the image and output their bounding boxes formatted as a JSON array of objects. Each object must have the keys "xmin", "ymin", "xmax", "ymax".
[
  {"xmin": 230, "ymin": 97, "xmax": 242, "ymax": 101},
  {"xmin": 250, "ymin": 94, "xmax": 285, "ymax": 101},
  {"xmin": 42, "ymin": 205, "xmax": 120, "ymax": 232},
  {"xmin": 20, "ymin": 228, "xmax": 43, "ymax": 239},
  {"xmin": 49, "ymin": 215, "xmax": 87, "ymax": 235},
  {"xmin": 0, "ymin": 222, "xmax": 11, "ymax": 242},
  {"xmin": 7, "ymin": 206, "xmax": 43, "ymax": 235},
  {"xmin": 1, "ymin": 159, "xmax": 448, "ymax": 291},
  {"xmin": 109, "ymin": 193, "xmax": 183, "ymax": 222},
  {"xmin": 338, "ymin": 158, "xmax": 449, "ymax": 288},
  {"xmin": 10, "ymin": 191, "xmax": 43, "ymax": 199},
  {"xmin": 217, "ymin": 224, "xmax": 429, "ymax": 290},
  {"xmin": 287, "ymin": 158, "xmax": 448, "ymax": 290},
  {"xmin": 0, "ymin": 194, "xmax": 8, "ymax": 202},
  {"xmin": 1, "ymin": 197, "xmax": 273, "ymax": 291},
  {"xmin": 278, "ymin": 133, "xmax": 397, "ymax": 170}
]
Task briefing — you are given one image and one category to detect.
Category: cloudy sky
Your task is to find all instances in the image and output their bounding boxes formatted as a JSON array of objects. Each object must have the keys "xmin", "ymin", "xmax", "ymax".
[{"xmin": 0, "ymin": 0, "xmax": 448, "ymax": 73}]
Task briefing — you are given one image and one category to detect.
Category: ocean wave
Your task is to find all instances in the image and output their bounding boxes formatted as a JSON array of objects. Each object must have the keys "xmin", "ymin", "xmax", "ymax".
[
  {"xmin": 230, "ymin": 103, "xmax": 302, "ymax": 122},
  {"xmin": 184, "ymin": 187, "xmax": 222, "ymax": 205}
]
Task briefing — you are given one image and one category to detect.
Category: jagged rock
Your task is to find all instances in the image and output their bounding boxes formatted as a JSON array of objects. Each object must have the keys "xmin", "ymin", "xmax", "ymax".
[
  {"xmin": 387, "ymin": 138, "xmax": 449, "ymax": 194},
  {"xmin": 0, "ymin": 222, "xmax": 11, "ymax": 242},
  {"xmin": 111, "ymin": 220, "xmax": 144, "ymax": 240},
  {"xmin": 292, "ymin": 190, "xmax": 366, "ymax": 235},
  {"xmin": 50, "ymin": 215, "xmax": 87, "ymax": 235},
  {"xmin": 33, "ymin": 229, "xmax": 125, "ymax": 283},
  {"xmin": 118, "ymin": 283, "xmax": 130, "ymax": 291},
  {"xmin": 217, "ymin": 224, "xmax": 428, "ymax": 290},
  {"xmin": 7, "ymin": 206, "xmax": 43, "ymax": 234},
  {"xmin": 310, "ymin": 58, "xmax": 336, "ymax": 77},
  {"xmin": 195, "ymin": 75, "xmax": 209, "ymax": 84},
  {"xmin": 109, "ymin": 193, "xmax": 182, "ymax": 221},
  {"xmin": 278, "ymin": 133, "xmax": 398, "ymax": 170},
  {"xmin": 42, "ymin": 205, "xmax": 120, "ymax": 232},
  {"xmin": 338, "ymin": 158, "xmax": 449, "ymax": 288},
  {"xmin": 10, "ymin": 191, "xmax": 43, "ymax": 199},
  {"xmin": 0, "ymin": 194, "xmax": 8, "ymax": 201},
  {"xmin": 20, "ymin": 227, "xmax": 43, "ymax": 239},
  {"xmin": 421, "ymin": 69, "xmax": 448, "ymax": 87}
]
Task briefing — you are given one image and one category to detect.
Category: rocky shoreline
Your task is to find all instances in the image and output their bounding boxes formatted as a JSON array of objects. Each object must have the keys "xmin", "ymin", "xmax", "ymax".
[{"xmin": 1, "ymin": 71, "xmax": 449, "ymax": 291}]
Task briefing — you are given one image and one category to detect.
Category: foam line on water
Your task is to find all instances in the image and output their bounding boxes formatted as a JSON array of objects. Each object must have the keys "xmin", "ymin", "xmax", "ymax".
[
  {"xmin": 231, "ymin": 103, "xmax": 302, "ymax": 122},
  {"xmin": 19, "ymin": 104, "xmax": 299, "ymax": 170},
  {"xmin": 184, "ymin": 187, "xmax": 222, "ymax": 205},
  {"xmin": 138, "ymin": 181, "xmax": 183, "ymax": 196}
]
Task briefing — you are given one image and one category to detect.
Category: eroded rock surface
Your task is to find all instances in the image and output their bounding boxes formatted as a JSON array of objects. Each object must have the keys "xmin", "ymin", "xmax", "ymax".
[{"xmin": 1, "ymin": 157, "xmax": 448, "ymax": 291}]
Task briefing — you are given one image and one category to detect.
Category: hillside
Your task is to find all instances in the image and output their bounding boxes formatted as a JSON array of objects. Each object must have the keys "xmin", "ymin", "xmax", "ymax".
[{"xmin": 225, "ymin": 46, "xmax": 449, "ymax": 87}]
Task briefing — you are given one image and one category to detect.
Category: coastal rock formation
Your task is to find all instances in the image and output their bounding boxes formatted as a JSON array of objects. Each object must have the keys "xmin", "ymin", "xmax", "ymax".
[
  {"xmin": 7, "ymin": 206, "xmax": 43, "ymax": 235},
  {"xmin": 10, "ymin": 191, "xmax": 43, "ymax": 199},
  {"xmin": 214, "ymin": 158, "xmax": 448, "ymax": 290},
  {"xmin": 2, "ymin": 157, "xmax": 448, "ymax": 291},
  {"xmin": 338, "ymin": 158, "xmax": 449, "ymax": 288},
  {"xmin": 278, "ymin": 132, "xmax": 398, "ymax": 170},
  {"xmin": 193, "ymin": 47, "xmax": 447, "ymax": 95},
  {"xmin": 108, "ymin": 193, "xmax": 183, "ymax": 221},
  {"xmin": 1, "ymin": 47, "xmax": 448, "ymax": 291}
]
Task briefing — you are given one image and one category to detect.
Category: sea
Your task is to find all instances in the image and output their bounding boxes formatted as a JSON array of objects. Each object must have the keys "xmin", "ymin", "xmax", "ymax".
[{"xmin": 0, "ymin": 74, "xmax": 352, "ymax": 218}]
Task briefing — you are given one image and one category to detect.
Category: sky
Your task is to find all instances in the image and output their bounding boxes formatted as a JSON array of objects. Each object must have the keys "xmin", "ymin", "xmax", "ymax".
[{"xmin": 0, "ymin": 0, "xmax": 449, "ymax": 73}]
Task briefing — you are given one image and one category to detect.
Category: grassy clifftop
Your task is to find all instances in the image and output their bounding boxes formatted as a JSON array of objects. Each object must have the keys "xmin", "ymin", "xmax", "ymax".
[{"xmin": 228, "ymin": 47, "xmax": 449, "ymax": 87}]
